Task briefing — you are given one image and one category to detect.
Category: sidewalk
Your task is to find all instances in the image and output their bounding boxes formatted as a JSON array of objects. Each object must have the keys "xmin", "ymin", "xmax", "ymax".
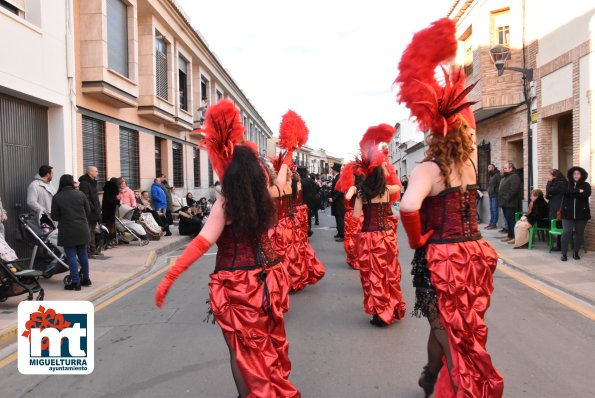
[
  {"xmin": 482, "ymin": 225, "xmax": 595, "ymax": 306},
  {"xmin": 0, "ymin": 233, "xmax": 191, "ymax": 346}
]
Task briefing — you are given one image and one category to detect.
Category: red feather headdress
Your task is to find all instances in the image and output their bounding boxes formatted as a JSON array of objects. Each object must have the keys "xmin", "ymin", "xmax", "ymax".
[
  {"xmin": 272, "ymin": 110, "xmax": 309, "ymax": 172},
  {"xmin": 197, "ymin": 99, "xmax": 246, "ymax": 180},
  {"xmin": 358, "ymin": 124, "xmax": 396, "ymax": 176},
  {"xmin": 395, "ymin": 18, "xmax": 477, "ymax": 136}
]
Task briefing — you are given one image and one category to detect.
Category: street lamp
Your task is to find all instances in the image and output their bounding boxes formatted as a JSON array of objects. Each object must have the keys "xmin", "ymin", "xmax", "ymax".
[{"xmin": 489, "ymin": 44, "xmax": 535, "ymax": 203}]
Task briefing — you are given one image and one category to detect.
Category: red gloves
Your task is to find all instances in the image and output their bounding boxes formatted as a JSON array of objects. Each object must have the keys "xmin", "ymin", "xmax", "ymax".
[
  {"xmin": 400, "ymin": 210, "xmax": 434, "ymax": 249},
  {"xmin": 282, "ymin": 150, "xmax": 294, "ymax": 167},
  {"xmin": 155, "ymin": 235, "xmax": 212, "ymax": 308}
]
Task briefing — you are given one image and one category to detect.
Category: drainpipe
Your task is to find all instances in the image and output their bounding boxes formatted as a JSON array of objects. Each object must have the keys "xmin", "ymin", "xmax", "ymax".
[{"xmin": 65, "ymin": 0, "xmax": 77, "ymax": 175}]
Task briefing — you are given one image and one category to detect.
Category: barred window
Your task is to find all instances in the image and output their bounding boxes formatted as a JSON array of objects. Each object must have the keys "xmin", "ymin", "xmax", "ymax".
[
  {"xmin": 178, "ymin": 56, "xmax": 188, "ymax": 111},
  {"xmin": 107, "ymin": 0, "xmax": 128, "ymax": 77},
  {"xmin": 119, "ymin": 127, "xmax": 139, "ymax": 189},
  {"xmin": 172, "ymin": 142, "xmax": 183, "ymax": 187},
  {"xmin": 155, "ymin": 33, "xmax": 168, "ymax": 100},
  {"xmin": 477, "ymin": 141, "xmax": 491, "ymax": 191},
  {"xmin": 193, "ymin": 149, "xmax": 201, "ymax": 188},
  {"xmin": 82, "ymin": 116, "xmax": 107, "ymax": 189},
  {"xmin": 155, "ymin": 137, "xmax": 162, "ymax": 178},
  {"xmin": 208, "ymin": 160, "xmax": 214, "ymax": 187}
]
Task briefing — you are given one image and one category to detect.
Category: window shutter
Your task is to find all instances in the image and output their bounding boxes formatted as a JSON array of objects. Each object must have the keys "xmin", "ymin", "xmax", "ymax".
[
  {"xmin": 193, "ymin": 149, "xmax": 201, "ymax": 188},
  {"xmin": 107, "ymin": 0, "xmax": 129, "ymax": 77},
  {"xmin": 172, "ymin": 142, "xmax": 183, "ymax": 187},
  {"xmin": 119, "ymin": 127, "xmax": 140, "ymax": 189},
  {"xmin": 156, "ymin": 37, "xmax": 168, "ymax": 99},
  {"xmin": 82, "ymin": 116, "xmax": 107, "ymax": 189}
]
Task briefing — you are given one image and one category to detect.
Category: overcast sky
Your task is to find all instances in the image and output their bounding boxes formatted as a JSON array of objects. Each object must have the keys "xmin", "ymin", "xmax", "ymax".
[{"xmin": 177, "ymin": 0, "xmax": 445, "ymax": 159}]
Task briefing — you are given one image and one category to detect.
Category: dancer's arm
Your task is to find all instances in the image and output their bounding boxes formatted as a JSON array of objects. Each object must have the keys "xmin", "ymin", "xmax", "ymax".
[
  {"xmin": 399, "ymin": 163, "xmax": 435, "ymax": 249},
  {"xmin": 352, "ymin": 195, "xmax": 363, "ymax": 219},
  {"xmin": 345, "ymin": 186, "xmax": 357, "ymax": 201},
  {"xmin": 155, "ymin": 196, "xmax": 226, "ymax": 308}
]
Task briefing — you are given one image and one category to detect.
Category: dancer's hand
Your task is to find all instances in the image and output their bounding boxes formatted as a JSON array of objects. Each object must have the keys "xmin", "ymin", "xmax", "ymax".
[{"xmin": 400, "ymin": 209, "xmax": 434, "ymax": 249}]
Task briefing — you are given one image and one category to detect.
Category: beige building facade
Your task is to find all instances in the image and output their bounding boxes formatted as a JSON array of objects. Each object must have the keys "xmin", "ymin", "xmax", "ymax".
[{"xmin": 74, "ymin": 0, "xmax": 273, "ymax": 197}]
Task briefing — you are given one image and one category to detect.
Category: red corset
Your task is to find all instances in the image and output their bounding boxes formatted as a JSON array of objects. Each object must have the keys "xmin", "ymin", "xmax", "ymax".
[
  {"xmin": 275, "ymin": 195, "xmax": 294, "ymax": 219},
  {"xmin": 215, "ymin": 225, "xmax": 280, "ymax": 272},
  {"xmin": 420, "ymin": 185, "xmax": 482, "ymax": 244},
  {"xmin": 288, "ymin": 194, "xmax": 300, "ymax": 213},
  {"xmin": 361, "ymin": 202, "xmax": 392, "ymax": 232}
]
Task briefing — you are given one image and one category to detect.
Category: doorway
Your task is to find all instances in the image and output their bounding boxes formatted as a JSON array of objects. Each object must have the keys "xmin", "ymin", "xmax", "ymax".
[{"xmin": 556, "ymin": 113, "xmax": 573, "ymax": 174}]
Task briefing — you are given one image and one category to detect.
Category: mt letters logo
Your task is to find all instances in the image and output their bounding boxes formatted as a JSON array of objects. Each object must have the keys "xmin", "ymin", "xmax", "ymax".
[{"xmin": 18, "ymin": 301, "xmax": 94, "ymax": 375}]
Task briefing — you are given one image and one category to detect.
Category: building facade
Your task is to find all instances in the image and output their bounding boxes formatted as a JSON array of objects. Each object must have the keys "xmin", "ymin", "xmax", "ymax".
[
  {"xmin": 448, "ymin": 0, "xmax": 595, "ymax": 245},
  {"xmin": 74, "ymin": 0, "xmax": 273, "ymax": 198}
]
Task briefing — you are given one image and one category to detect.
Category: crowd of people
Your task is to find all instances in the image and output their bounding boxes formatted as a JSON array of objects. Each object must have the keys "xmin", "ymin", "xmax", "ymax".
[{"xmin": 485, "ymin": 162, "xmax": 591, "ymax": 260}]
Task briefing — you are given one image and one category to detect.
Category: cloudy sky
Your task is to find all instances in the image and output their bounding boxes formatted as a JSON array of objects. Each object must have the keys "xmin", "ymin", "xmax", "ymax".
[{"xmin": 177, "ymin": 0, "xmax": 445, "ymax": 159}]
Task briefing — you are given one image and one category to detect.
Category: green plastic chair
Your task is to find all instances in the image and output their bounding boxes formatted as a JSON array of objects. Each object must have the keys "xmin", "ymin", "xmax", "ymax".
[
  {"xmin": 548, "ymin": 219, "xmax": 589, "ymax": 253},
  {"xmin": 514, "ymin": 212, "xmax": 526, "ymax": 222},
  {"xmin": 528, "ymin": 220, "xmax": 549, "ymax": 249}
]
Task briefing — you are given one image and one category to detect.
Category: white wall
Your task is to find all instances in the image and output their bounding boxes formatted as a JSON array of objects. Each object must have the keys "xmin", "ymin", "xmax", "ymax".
[
  {"xmin": 579, "ymin": 52, "xmax": 594, "ymax": 176},
  {"xmin": 541, "ymin": 64, "xmax": 573, "ymax": 106}
]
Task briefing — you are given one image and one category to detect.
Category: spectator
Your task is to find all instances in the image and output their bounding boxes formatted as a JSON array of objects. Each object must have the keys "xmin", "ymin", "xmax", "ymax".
[
  {"xmin": 545, "ymin": 169, "xmax": 567, "ymax": 251},
  {"xmin": 117, "ymin": 178, "xmax": 136, "ymax": 208},
  {"xmin": 498, "ymin": 162, "xmax": 521, "ymax": 243},
  {"xmin": 401, "ymin": 175, "xmax": 409, "ymax": 194},
  {"xmin": 78, "ymin": 166, "xmax": 102, "ymax": 256},
  {"xmin": 297, "ymin": 166, "xmax": 318, "ymax": 236},
  {"xmin": 170, "ymin": 187, "xmax": 185, "ymax": 213},
  {"xmin": 160, "ymin": 174, "xmax": 174, "ymax": 225},
  {"xmin": 310, "ymin": 173, "xmax": 322, "ymax": 225},
  {"xmin": 51, "ymin": 174, "xmax": 91, "ymax": 291},
  {"xmin": 485, "ymin": 164, "xmax": 501, "ymax": 230},
  {"xmin": 178, "ymin": 207, "xmax": 203, "ymax": 236},
  {"xmin": 330, "ymin": 163, "xmax": 345, "ymax": 241},
  {"xmin": 102, "ymin": 178, "xmax": 120, "ymax": 247},
  {"xmin": 198, "ymin": 197, "xmax": 209, "ymax": 214},
  {"xmin": 150, "ymin": 178, "xmax": 172, "ymax": 236},
  {"xmin": 560, "ymin": 166, "xmax": 591, "ymax": 261},
  {"xmin": 27, "ymin": 165, "xmax": 56, "ymax": 225},
  {"xmin": 185, "ymin": 192, "xmax": 196, "ymax": 208},
  {"xmin": 512, "ymin": 189, "xmax": 548, "ymax": 249},
  {"xmin": 0, "ymin": 196, "xmax": 7, "ymax": 238}
]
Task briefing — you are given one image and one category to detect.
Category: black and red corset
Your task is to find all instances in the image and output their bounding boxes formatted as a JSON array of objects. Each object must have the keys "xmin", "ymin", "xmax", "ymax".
[
  {"xmin": 274, "ymin": 195, "xmax": 294, "ymax": 219},
  {"xmin": 361, "ymin": 202, "xmax": 392, "ymax": 232},
  {"xmin": 420, "ymin": 185, "xmax": 482, "ymax": 244},
  {"xmin": 214, "ymin": 225, "xmax": 280, "ymax": 272}
]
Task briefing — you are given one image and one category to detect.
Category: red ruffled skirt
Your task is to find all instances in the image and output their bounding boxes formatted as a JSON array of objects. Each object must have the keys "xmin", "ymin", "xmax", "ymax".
[
  {"xmin": 209, "ymin": 265, "xmax": 300, "ymax": 398},
  {"xmin": 344, "ymin": 209, "xmax": 362, "ymax": 269},
  {"xmin": 426, "ymin": 239, "xmax": 504, "ymax": 397},
  {"xmin": 269, "ymin": 214, "xmax": 306, "ymax": 293},
  {"xmin": 296, "ymin": 204, "xmax": 325, "ymax": 287},
  {"xmin": 355, "ymin": 228, "xmax": 406, "ymax": 324}
]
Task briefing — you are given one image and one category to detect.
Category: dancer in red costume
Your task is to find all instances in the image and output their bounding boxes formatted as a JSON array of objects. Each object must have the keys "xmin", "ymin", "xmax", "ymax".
[
  {"xmin": 155, "ymin": 99, "xmax": 300, "ymax": 398},
  {"xmin": 350, "ymin": 124, "xmax": 405, "ymax": 327},
  {"xmin": 336, "ymin": 168, "xmax": 362, "ymax": 269},
  {"xmin": 396, "ymin": 18, "xmax": 504, "ymax": 398}
]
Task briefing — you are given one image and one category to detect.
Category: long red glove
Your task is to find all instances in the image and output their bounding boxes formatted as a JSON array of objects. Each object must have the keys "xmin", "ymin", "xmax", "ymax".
[
  {"xmin": 400, "ymin": 210, "xmax": 434, "ymax": 249},
  {"xmin": 282, "ymin": 149, "xmax": 294, "ymax": 167},
  {"xmin": 155, "ymin": 235, "xmax": 212, "ymax": 308}
]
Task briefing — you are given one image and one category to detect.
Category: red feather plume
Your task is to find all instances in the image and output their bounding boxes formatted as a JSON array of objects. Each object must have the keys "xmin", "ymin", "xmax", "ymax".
[
  {"xmin": 279, "ymin": 110, "xmax": 308, "ymax": 150},
  {"xmin": 197, "ymin": 99, "xmax": 245, "ymax": 180},
  {"xmin": 358, "ymin": 124, "xmax": 396, "ymax": 175},
  {"xmin": 395, "ymin": 18, "xmax": 476, "ymax": 136},
  {"xmin": 335, "ymin": 162, "xmax": 358, "ymax": 194}
]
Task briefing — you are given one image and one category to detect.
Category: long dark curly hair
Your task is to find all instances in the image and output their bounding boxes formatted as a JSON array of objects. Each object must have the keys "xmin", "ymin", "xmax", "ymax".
[
  {"xmin": 358, "ymin": 166, "xmax": 386, "ymax": 202},
  {"xmin": 221, "ymin": 145, "xmax": 276, "ymax": 240}
]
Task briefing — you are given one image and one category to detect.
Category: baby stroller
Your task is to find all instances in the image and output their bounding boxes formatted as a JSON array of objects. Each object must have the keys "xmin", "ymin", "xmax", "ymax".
[
  {"xmin": 116, "ymin": 206, "xmax": 149, "ymax": 246},
  {"xmin": 94, "ymin": 222, "xmax": 110, "ymax": 254},
  {"xmin": 0, "ymin": 234, "xmax": 44, "ymax": 302},
  {"xmin": 17, "ymin": 213, "xmax": 76, "ymax": 285}
]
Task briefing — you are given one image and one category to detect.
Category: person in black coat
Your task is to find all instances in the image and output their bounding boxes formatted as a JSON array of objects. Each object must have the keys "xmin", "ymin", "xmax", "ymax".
[
  {"xmin": 79, "ymin": 166, "xmax": 101, "ymax": 255},
  {"xmin": 545, "ymin": 169, "xmax": 567, "ymax": 250},
  {"xmin": 297, "ymin": 166, "xmax": 317, "ymax": 236},
  {"xmin": 498, "ymin": 162, "xmax": 521, "ymax": 241},
  {"xmin": 330, "ymin": 163, "xmax": 345, "ymax": 241},
  {"xmin": 560, "ymin": 166, "xmax": 591, "ymax": 261},
  {"xmin": 51, "ymin": 174, "xmax": 92, "ymax": 290},
  {"xmin": 102, "ymin": 177, "xmax": 120, "ymax": 246}
]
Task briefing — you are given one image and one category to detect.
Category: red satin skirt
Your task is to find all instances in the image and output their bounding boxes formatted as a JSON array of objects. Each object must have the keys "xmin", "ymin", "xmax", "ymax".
[
  {"xmin": 269, "ymin": 214, "xmax": 306, "ymax": 293},
  {"xmin": 344, "ymin": 209, "xmax": 362, "ymax": 269},
  {"xmin": 427, "ymin": 240, "xmax": 504, "ymax": 398},
  {"xmin": 355, "ymin": 228, "xmax": 406, "ymax": 324},
  {"xmin": 296, "ymin": 204, "xmax": 325, "ymax": 287},
  {"xmin": 209, "ymin": 265, "xmax": 300, "ymax": 398}
]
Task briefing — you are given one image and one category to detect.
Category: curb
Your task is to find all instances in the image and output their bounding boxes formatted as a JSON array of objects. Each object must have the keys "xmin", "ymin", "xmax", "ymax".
[
  {"xmin": 498, "ymin": 252, "xmax": 595, "ymax": 308},
  {"xmin": 0, "ymin": 236, "xmax": 191, "ymax": 348}
]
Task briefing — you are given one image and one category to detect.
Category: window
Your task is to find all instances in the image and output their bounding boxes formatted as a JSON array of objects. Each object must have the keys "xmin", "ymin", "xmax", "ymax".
[
  {"xmin": 178, "ymin": 56, "xmax": 188, "ymax": 111},
  {"xmin": 193, "ymin": 149, "xmax": 201, "ymax": 188},
  {"xmin": 172, "ymin": 142, "xmax": 183, "ymax": 187},
  {"xmin": 208, "ymin": 160, "xmax": 214, "ymax": 187},
  {"xmin": 216, "ymin": 89, "xmax": 223, "ymax": 102},
  {"xmin": 119, "ymin": 127, "xmax": 139, "ymax": 189},
  {"xmin": 107, "ymin": 0, "xmax": 129, "ymax": 77},
  {"xmin": 461, "ymin": 26, "xmax": 473, "ymax": 77},
  {"xmin": 491, "ymin": 9, "xmax": 510, "ymax": 46},
  {"xmin": 155, "ymin": 137, "xmax": 162, "ymax": 177},
  {"xmin": 0, "ymin": 0, "xmax": 19, "ymax": 15},
  {"xmin": 82, "ymin": 116, "xmax": 107, "ymax": 189},
  {"xmin": 200, "ymin": 76, "xmax": 209, "ymax": 102},
  {"xmin": 477, "ymin": 141, "xmax": 491, "ymax": 191},
  {"xmin": 155, "ymin": 33, "xmax": 168, "ymax": 99}
]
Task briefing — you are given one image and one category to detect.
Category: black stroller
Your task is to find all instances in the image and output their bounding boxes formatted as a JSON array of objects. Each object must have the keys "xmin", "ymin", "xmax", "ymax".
[
  {"xmin": 0, "ymin": 257, "xmax": 44, "ymax": 302},
  {"xmin": 17, "ymin": 213, "xmax": 78, "ymax": 285}
]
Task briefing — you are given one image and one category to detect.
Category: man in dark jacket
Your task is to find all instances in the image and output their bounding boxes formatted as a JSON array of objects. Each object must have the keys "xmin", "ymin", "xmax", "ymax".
[
  {"xmin": 160, "ymin": 174, "xmax": 174, "ymax": 226},
  {"xmin": 545, "ymin": 169, "xmax": 567, "ymax": 251},
  {"xmin": 297, "ymin": 167, "xmax": 317, "ymax": 236},
  {"xmin": 560, "ymin": 166, "xmax": 591, "ymax": 261},
  {"xmin": 79, "ymin": 166, "xmax": 101, "ymax": 255},
  {"xmin": 330, "ymin": 163, "xmax": 345, "ymax": 241},
  {"xmin": 486, "ymin": 164, "xmax": 501, "ymax": 229},
  {"xmin": 498, "ymin": 162, "xmax": 521, "ymax": 242}
]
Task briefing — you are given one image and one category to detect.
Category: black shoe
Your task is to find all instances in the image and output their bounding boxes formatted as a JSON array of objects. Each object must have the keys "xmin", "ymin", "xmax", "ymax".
[
  {"xmin": 308, "ymin": 230, "xmax": 313, "ymax": 237},
  {"xmin": 551, "ymin": 246, "xmax": 561, "ymax": 252},
  {"xmin": 333, "ymin": 234, "xmax": 340, "ymax": 238},
  {"xmin": 573, "ymin": 252, "xmax": 580, "ymax": 260},
  {"xmin": 418, "ymin": 365, "xmax": 438, "ymax": 398},
  {"xmin": 513, "ymin": 243, "xmax": 528, "ymax": 249},
  {"xmin": 561, "ymin": 254, "xmax": 568, "ymax": 261},
  {"xmin": 64, "ymin": 282, "xmax": 81, "ymax": 291},
  {"xmin": 81, "ymin": 277, "xmax": 92, "ymax": 287},
  {"xmin": 335, "ymin": 237, "xmax": 344, "ymax": 242},
  {"xmin": 165, "ymin": 231, "xmax": 172, "ymax": 236},
  {"xmin": 315, "ymin": 222, "xmax": 319, "ymax": 225},
  {"xmin": 369, "ymin": 314, "xmax": 387, "ymax": 327}
]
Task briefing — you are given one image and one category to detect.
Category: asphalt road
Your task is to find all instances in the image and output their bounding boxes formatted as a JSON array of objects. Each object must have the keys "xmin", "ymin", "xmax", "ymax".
[{"xmin": 0, "ymin": 207, "xmax": 594, "ymax": 397}]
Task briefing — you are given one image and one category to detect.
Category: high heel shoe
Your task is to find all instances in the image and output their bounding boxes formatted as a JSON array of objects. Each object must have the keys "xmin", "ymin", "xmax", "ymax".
[
  {"xmin": 418, "ymin": 365, "xmax": 438, "ymax": 398},
  {"xmin": 369, "ymin": 314, "xmax": 387, "ymax": 327}
]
